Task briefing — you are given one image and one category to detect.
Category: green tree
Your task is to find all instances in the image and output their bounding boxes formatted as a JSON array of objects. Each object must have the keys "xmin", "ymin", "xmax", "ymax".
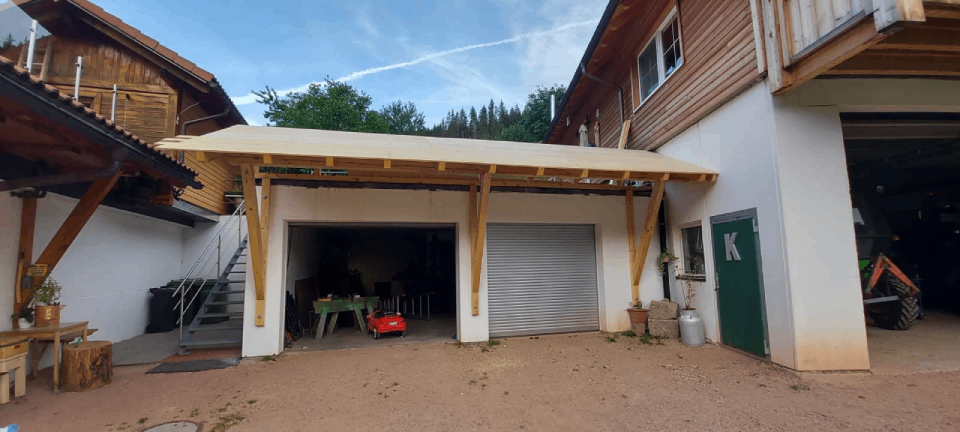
[
  {"xmin": 506, "ymin": 84, "xmax": 567, "ymax": 142},
  {"xmin": 1, "ymin": 33, "xmax": 14, "ymax": 50},
  {"xmin": 254, "ymin": 79, "xmax": 388, "ymax": 133},
  {"xmin": 380, "ymin": 100, "xmax": 426, "ymax": 135}
]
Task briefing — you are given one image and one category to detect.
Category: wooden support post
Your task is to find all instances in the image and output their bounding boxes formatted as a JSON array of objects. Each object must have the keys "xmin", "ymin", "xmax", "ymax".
[
  {"xmin": 384, "ymin": 159, "xmax": 392, "ymax": 169},
  {"xmin": 25, "ymin": 171, "xmax": 122, "ymax": 307},
  {"xmin": 196, "ymin": 151, "xmax": 209, "ymax": 162},
  {"xmin": 12, "ymin": 196, "xmax": 37, "ymax": 328},
  {"xmin": 263, "ymin": 154, "xmax": 274, "ymax": 165},
  {"xmin": 326, "ymin": 157, "xmax": 334, "ymax": 167},
  {"xmin": 631, "ymin": 175, "xmax": 668, "ymax": 288},
  {"xmin": 240, "ymin": 164, "xmax": 267, "ymax": 327},
  {"xmin": 260, "ymin": 178, "xmax": 271, "ymax": 261},
  {"xmin": 470, "ymin": 174, "xmax": 491, "ymax": 316},
  {"xmin": 469, "ymin": 185, "xmax": 478, "ymax": 255},
  {"xmin": 536, "ymin": 167, "xmax": 545, "ymax": 176},
  {"xmin": 488, "ymin": 165, "xmax": 497, "ymax": 174},
  {"xmin": 618, "ymin": 119, "xmax": 632, "ymax": 149},
  {"xmin": 625, "ymin": 190, "xmax": 639, "ymax": 306},
  {"xmin": 438, "ymin": 161, "xmax": 446, "ymax": 172}
]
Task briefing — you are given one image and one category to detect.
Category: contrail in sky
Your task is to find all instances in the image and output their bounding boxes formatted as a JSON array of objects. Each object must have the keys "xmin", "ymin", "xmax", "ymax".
[{"xmin": 232, "ymin": 19, "xmax": 598, "ymax": 106}]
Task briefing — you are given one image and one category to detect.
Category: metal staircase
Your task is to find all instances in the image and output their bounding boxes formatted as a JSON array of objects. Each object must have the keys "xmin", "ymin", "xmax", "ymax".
[{"xmin": 174, "ymin": 202, "xmax": 248, "ymax": 354}]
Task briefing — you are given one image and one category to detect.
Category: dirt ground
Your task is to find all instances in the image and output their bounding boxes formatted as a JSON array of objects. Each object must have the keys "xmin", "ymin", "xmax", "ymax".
[{"xmin": 2, "ymin": 333, "xmax": 959, "ymax": 432}]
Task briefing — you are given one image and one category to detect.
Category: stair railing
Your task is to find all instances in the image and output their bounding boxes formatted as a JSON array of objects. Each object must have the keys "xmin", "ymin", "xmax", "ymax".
[{"xmin": 174, "ymin": 201, "xmax": 247, "ymax": 343}]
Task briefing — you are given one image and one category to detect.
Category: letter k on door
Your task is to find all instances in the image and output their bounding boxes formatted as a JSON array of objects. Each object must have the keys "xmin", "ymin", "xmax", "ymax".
[{"xmin": 724, "ymin": 232, "xmax": 741, "ymax": 261}]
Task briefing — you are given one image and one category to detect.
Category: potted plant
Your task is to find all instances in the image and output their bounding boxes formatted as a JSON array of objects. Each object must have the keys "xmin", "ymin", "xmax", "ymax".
[
  {"xmin": 626, "ymin": 300, "xmax": 648, "ymax": 326},
  {"xmin": 657, "ymin": 251, "xmax": 678, "ymax": 277},
  {"xmin": 33, "ymin": 277, "xmax": 64, "ymax": 327}
]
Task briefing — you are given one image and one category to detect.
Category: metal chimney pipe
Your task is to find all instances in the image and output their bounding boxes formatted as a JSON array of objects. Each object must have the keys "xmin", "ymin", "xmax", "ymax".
[
  {"xmin": 550, "ymin": 94, "xmax": 556, "ymax": 121},
  {"xmin": 111, "ymin": 84, "xmax": 118, "ymax": 121},
  {"xmin": 73, "ymin": 56, "xmax": 82, "ymax": 101},
  {"xmin": 25, "ymin": 20, "xmax": 38, "ymax": 72}
]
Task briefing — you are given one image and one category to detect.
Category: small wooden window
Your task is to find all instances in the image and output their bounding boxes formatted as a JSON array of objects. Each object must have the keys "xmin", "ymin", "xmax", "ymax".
[{"xmin": 636, "ymin": 7, "xmax": 684, "ymax": 105}]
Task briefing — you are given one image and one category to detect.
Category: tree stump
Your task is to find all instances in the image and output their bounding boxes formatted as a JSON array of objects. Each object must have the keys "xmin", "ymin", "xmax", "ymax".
[{"xmin": 61, "ymin": 341, "xmax": 112, "ymax": 392}]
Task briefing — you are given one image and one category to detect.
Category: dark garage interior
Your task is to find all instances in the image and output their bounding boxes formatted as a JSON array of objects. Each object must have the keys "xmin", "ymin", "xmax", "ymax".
[
  {"xmin": 284, "ymin": 224, "xmax": 458, "ymax": 351},
  {"xmin": 842, "ymin": 112, "xmax": 960, "ymax": 372}
]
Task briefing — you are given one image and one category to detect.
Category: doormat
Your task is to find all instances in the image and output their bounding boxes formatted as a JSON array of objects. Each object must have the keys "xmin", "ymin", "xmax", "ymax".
[
  {"xmin": 142, "ymin": 421, "xmax": 200, "ymax": 432},
  {"xmin": 146, "ymin": 357, "xmax": 241, "ymax": 374}
]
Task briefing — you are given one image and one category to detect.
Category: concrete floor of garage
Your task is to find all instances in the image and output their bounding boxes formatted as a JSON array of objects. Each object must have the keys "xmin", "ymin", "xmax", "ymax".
[
  {"xmin": 867, "ymin": 310, "xmax": 960, "ymax": 374},
  {"xmin": 287, "ymin": 315, "xmax": 458, "ymax": 353}
]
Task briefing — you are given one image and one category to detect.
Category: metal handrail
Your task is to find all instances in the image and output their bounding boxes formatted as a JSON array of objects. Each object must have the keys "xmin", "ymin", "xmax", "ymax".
[{"xmin": 176, "ymin": 200, "xmax": 247, "ymax": 342}]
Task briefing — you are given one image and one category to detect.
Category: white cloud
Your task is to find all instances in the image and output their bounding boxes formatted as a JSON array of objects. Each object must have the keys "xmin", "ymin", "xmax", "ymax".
[
  {"xmin": 508, "ymin": 0, "xmax": 607, "ymax": 89},
  {"xmin": 231, "ymin": 17, "xmax": 597, "ymax": 106}
]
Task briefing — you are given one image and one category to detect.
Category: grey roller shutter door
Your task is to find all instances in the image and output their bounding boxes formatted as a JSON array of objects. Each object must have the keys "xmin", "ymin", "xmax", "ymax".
[{"xmin": 486, "ymin": 224, "xmax": 600, "ymax": 337}]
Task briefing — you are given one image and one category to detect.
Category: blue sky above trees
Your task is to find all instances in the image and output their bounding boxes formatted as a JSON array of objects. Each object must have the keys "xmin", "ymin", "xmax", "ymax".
[{"xmin": 2, "ymin": 0, "xmax": 605, "ymax": 126}]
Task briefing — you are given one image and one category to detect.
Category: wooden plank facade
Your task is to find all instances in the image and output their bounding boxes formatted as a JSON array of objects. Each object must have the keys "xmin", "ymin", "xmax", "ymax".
[
  {"xmin": 550, "ymin": 0, "xmax": 763, "ymax": 151},
  {"xmin": 547, "ymin": 0, "xmax": 960, "ymax": 149},
  {"xmin": 2, "ymin": 1, "xmax": 242, "ymax": 215}
]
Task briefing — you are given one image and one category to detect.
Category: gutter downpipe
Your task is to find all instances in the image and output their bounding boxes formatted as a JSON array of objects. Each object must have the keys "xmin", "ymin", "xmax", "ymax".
[
  {"xmin": 0, "ymin": 147, "xmax": 127, "ymax": 192},
  {"xmin": 579, "ymin": 62, "xmax": 623, "ymax": 147},
  {"xmin": 658, "ymin": 200, "xmax": 671, "ymax": 301}
]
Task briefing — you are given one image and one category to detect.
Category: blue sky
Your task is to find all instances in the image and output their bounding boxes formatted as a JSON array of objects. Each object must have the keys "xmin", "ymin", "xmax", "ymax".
[{"xmin": 3, "ymin": 0, "xmax": 607, "ymax": 126}]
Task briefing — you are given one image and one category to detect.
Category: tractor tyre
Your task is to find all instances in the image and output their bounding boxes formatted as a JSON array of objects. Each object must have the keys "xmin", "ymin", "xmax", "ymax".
[{"xmin": 868, "ymin": 275, "xmax": 919, "ymax": 330}]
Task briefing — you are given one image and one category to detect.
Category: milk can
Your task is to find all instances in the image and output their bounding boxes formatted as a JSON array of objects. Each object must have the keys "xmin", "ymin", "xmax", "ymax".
[{"xmin": 679, "ymin": 309, "xmax": 705, "ymax": 346}]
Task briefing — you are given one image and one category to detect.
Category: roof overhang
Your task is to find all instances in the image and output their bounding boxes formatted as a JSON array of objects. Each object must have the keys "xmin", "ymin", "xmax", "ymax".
[{"xmin": 156, "ymin": 125, "xmax": 716, "ymax": 194}]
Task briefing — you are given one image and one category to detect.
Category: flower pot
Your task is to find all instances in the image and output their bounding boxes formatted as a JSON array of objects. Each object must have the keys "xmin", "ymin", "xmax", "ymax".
[
  {"xmin": 626, "ymin": 308, "xmax": 648, "ymax": 325},
  {"xmin": 35, "ymin": 305, "xmax": 62, "ymax": 328}
]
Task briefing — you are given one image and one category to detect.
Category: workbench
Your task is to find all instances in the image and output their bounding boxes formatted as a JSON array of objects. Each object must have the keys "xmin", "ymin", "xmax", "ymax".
[
  {"xmin": 1, "ymin": 321, "xmax": 94, "ymax": 392},
  {"xmin": 313, "ymin": 297, "xmax": 378, "ymax": 340}
]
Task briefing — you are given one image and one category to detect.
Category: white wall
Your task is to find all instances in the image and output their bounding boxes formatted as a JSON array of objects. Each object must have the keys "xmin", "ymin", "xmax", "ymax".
[
  {"xmin": 180, "ymin": 214, "xmax": 248, "ymax": 280},
  {"xmin": 1, "ymin": 191, "xmax": 187, "ymax": 370},
  {"xmin": 657, "ymin": 82, "xmax": 798, "ymax": 367},
  {"xmin": 246, "ymin": 186, "xmax": 662, "ymax": 357},
  {"xmin": 770, "ymin": 100, "xmax": 869, "ymax": 370},
  {"xmin": 285, "ymin": 227, "xmax": 319, "ymax": 295}
]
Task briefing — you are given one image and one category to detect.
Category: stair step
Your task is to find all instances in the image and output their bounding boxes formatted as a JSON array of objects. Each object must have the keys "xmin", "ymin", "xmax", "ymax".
[
  {"xmin": 189, "ymin": 324, "xmax": 243, "ymax": 332},
  {"xmin": 226, "ymin": 271, "xmax": 246, "ymax": 274},
  {"xmin": 197, "ymin": 312, "xmax": 244, "ymax": 318},
  {"xmin": 206, "ymin": 300, "xmax": 245, "ymax": 305},
  {"xmin": 212, "ymin": 289, "xmax": 245, "ymax": 295},
  {"xmin": 180, "ymin": 338, "xmax": 242, "ymax": 348},
  {"xmin": 219, "ymin": 280, "xmax": 245, "ymax": 284}
]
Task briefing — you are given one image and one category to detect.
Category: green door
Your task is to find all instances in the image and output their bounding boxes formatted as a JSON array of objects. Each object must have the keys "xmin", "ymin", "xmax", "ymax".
[{"xmin": 711, "ymin": 215, "xmax": 767, "ymax": 357}]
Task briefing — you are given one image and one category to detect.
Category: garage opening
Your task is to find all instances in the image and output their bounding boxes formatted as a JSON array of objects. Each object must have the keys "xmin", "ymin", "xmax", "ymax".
[
  {"xmin": 284, "ymin": 224, "xmax": 457, "ymax": 351},
  {"xmin": 842, "ymin": 112, "xmax": 960, "ymax": 372}
]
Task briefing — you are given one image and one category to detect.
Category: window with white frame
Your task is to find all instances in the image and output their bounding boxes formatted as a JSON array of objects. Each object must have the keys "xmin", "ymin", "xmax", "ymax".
[
  {"xmin": 637, "ymin": 8, "xmax": 683, "ymax": 104},
  {"xmin": 680, "ymin": 225, "xmax": 705, "ymax": 277}
]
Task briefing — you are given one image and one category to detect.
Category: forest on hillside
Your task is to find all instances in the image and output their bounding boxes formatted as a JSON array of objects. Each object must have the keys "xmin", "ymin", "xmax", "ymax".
[{"xmin": 255, "ymin": 79, "xmax": 566, "ymax": 143}]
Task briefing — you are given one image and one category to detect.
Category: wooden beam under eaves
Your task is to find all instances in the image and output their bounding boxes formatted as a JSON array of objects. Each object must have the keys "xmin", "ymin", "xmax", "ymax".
[
  {"xmin": 241, "ymin": 164, "xmax": 267, "ymax": 327},
  {"xmin": 471, "ymin": 173, "xmax": 492, "ymax": 316},
  {"xmin": 631, "ymin": 175, "xmax": 667, "ymax": 288},
  {"xmin": 12, "ymin": 196, "xmax": 37, "ymax": 328},
  {"xmin": 260, "ymin": 178, "xmax": 272, "ymax": 261},
  {"xmin": 25, "ymin": 171, "xmax": 122, "ymax": 307}
]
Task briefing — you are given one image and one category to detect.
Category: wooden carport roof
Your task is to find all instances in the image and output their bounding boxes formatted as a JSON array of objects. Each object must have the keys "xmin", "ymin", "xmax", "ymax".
[
  {"xmin": 155, "ymin": 125, "xmax": 717, "ymax": 190},
  {"xmin": 157, "ymin": 125, "xmax": 715, "ymax": 325}
]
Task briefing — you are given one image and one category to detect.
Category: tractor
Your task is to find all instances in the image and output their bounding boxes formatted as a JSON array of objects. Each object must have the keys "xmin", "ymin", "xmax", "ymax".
[{"xmin": 860, "ymin": 254, "xmax": 920, "ymax": 330}]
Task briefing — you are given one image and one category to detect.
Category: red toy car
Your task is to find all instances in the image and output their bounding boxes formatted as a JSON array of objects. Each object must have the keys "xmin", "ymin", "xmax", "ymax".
[{"xmin": 367, "ymin": 310, "xmax": 406, "ymax": 339}]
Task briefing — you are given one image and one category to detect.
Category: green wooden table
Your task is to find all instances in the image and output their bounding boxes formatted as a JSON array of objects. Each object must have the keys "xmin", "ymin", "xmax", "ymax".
[{"xmin": 313, "ymin": 297, "xmax": 378, "ymax": 340}]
